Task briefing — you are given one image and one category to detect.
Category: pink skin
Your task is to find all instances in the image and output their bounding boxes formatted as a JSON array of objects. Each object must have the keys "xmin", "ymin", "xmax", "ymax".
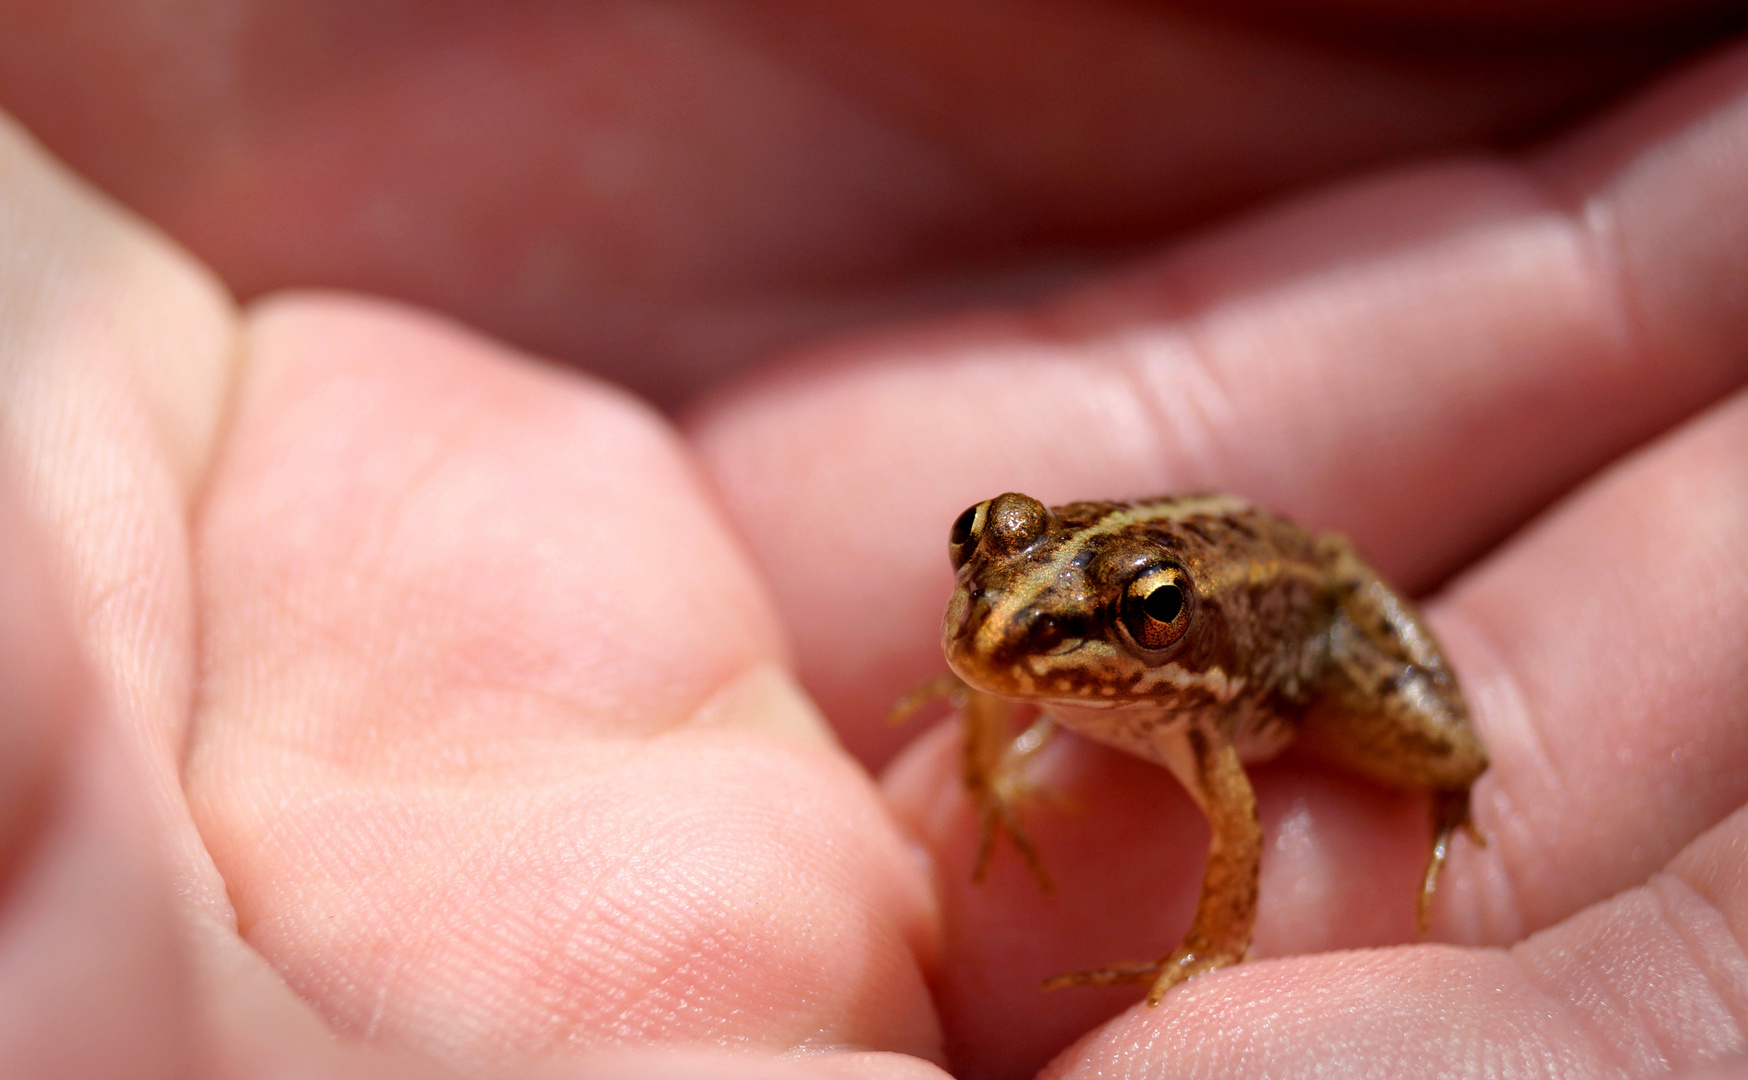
[
  {"xmin": 0, "ymin": 0, "xmax": 1723, "ymax": 404},
  {"xmin": 0, "ymin": 6, "xmax": 1745, "ymax": 1080}
]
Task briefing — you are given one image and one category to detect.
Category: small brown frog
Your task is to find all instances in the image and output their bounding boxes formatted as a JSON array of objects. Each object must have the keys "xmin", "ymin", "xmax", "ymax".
[{"xmin": 936, "ymin": 492, "xmax": 1487, "ymax": 1005}]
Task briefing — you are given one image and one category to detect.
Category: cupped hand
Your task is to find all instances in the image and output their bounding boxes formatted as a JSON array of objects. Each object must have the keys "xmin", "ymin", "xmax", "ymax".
[{"xmin": 0, "ymin": 5, "xmax": 1745, "ymax": 1080}]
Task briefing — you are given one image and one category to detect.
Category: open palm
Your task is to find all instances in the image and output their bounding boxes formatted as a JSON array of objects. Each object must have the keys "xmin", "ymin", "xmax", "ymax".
[{"xmin": 1, "ymin": 4, "xmax": 1745, "ymax": 1078}]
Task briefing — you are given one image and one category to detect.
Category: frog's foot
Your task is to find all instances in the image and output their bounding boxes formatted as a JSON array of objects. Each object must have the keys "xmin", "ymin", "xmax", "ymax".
[
  {"xmin": 888, "ymin": 673, "xmax": 966, "ymax": 724},
  {"xmin": 1040, "ymin": 943, "xmax": 1245, "ymax": 1005},
  {"xmin": 970, "ymin": 776, "xmax": 1051, "ymax": 891},
  {"xmin": 889, "ymin": 678, "xmax": 1057, "ymax": 889},
  {"xmin": 1037, "ymin": 720, "xmax": 1260, "ymax": 1005},
  {"xmin": 961, "ymin": 690, "xmax": 1055, "ymax": 891},
  {"xmin": 1418, "ymin": 786, "xmax": 1485, "ymax": 935}
]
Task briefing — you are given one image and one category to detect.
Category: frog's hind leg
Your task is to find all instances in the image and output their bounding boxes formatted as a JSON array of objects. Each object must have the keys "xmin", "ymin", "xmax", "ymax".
[
  {"xmin": 1043, "ymin": 720, "xmax": 1260, "ymax": 1006},
  {"xmin": 1303, "ymin": 534, "xmax": 1491, "ymax": 935},
  {"xmin": 1418, "ymin": 786, "xmax": 1485, "ymax": 935}
]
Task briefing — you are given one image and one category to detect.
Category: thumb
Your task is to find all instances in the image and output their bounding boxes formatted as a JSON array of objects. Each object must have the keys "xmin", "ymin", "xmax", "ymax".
[{"xmin": 0, "ymin": 464, "xmax": 200, "ymax": 1079}]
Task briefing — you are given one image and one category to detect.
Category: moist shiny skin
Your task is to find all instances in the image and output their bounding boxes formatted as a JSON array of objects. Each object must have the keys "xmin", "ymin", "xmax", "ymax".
[
  {"xmin": 945, "ymin": 493, "xmax": 1327, "ymax": 759},
  {"xmin": 938, "ymin": 491, "xmax": 1488, "ymax": 1005}
]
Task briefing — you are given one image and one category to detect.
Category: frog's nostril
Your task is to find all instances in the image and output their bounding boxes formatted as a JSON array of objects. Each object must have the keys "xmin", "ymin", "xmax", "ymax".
[{"xmin": 1026, "ymin": 612, "xmax": 1066, "ymax": 651}]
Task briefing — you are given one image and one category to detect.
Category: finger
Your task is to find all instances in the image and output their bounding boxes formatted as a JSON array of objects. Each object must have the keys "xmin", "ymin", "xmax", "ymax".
[
  {"xmin": 1433, "ymin": 389, "xmax": 1748, "ymax": 943},
  {"xmin": 0, "ymin": 106, "xmax": 529, "ymax": 1080},
  {"xmin": 0, "ymin": 463, "xmax": 202, "ymax": 1078},
  {"xmin": 0, "ymin": 3, "xmax": 1701, "ymax": 401},
  {"xmin": 184, "ymin": 297, "xmax": 940, "ymax": 1070},
  {"xmin": 0, "ymin": 471, "xmax": 73, "ymax": 866},
  {"xmin": 884, "ymin": 235, "xmax": 1748, "ymax": 1080},
  {"xmin": 700, "ymin": 42, "xmax": 1748, "ymax": 1078},
  {"xmin": 1042, "ymin": 801, "xmax": 1748, "ymax": 1080},
  {"xmin": 0, "ymin": 110, "xmax": 238, "ymax": 919},
  {"xmin": 691, "ymin": 41, "xmax": 1748, "ymax": 766}
]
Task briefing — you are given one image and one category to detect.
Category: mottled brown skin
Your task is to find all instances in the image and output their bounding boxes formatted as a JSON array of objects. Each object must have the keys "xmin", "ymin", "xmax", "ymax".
[{"xmin": 938, "ymin": 492, "xmax": 1488, "ymax": 1005}]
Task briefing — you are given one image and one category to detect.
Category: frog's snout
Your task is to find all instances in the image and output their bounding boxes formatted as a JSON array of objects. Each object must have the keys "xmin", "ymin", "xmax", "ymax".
[{"xmin": 946, "ymin": 591, "xmax": 1085, "ymax": 684}]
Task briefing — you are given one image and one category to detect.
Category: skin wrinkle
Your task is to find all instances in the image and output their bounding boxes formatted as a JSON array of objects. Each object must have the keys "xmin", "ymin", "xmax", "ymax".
[
  {"xmin": 1110, "ymin": 324, "xmax": 1234, "ymax": 496},
  {"xmin": 1650, "ymin": 872, "xmax": 1748, "ymax": 1046},
  {"xmin": 179, "ymin": 297, "xmax": 249, "ymax": 516},
  {"xmin": 1622, "ymin": 877, "xmax": 1706, "ymax": 1062},
  {"xmin": 1440, "ymin": 170, "xmax": 1624, "ymax": 372},
  {"xmin": 1569, "ymin": 191, "xmax": 1651, "ymax": 381},
  {"xmin": 1498, "ymin": 877, "xmax": 1742, "ymax": 1076},
  {"xmin": 1577, "ymin": 72, "xmax": 1748, "ymax": 395}
]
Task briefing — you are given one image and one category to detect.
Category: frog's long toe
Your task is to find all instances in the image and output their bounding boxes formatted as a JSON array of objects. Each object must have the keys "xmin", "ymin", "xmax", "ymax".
[
  {"xmin": 1040, "ymin": 945, "xmax": 1243, "ymax": 1006},
  {"xmin": 960, "ymin": 688, "xmax": 1055, "ymax": 891},
  {"xmin": 1040, "ymin": 958, "xmax": 1163, "ymax": 992},
  {"xmin": 1143, "ymin": 945, "xmax": 1244, "ymax": 1005},
  {"xmin": 1417, "ymin": 786, "xmax": 1482, "ymax": 935},
  {"xmin": 970, "ymin": 781, "xmax": 1050, "ymax": 890}
]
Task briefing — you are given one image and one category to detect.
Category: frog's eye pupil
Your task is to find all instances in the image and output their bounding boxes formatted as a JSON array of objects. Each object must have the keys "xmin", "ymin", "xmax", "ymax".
[
  {"xmin": 948, "ymin": 502, "xmax": 990, "ymax": 570},
  {"xmin": 1144, "ymin": 583, "xmax": 1183, "ymax": 623},
  {"xmin": 950, "ymin": 506, "xmax": 979, "ymax": 548},
  {"xmin": 1120, "ymin": 569, "xmax": 1191, "ymax": 652}
]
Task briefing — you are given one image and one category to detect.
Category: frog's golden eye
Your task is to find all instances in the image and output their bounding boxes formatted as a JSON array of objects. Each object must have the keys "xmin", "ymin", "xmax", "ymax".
[
  {"xmin": 949, "ymin": 500, "xmax": 990, "ymax": 570},
  {"xmin": 1120, "ymin": 567, "xmax": 1193, "ymax": 651}
]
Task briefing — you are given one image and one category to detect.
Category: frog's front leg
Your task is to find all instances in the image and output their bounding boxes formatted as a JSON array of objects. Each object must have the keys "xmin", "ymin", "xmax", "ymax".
[
  {"xmin": 1043, "ymin": 719, "xmax": 1260, "ymax": 1006},
  {"xmin": 893, "ymin": 677, "xmax": 1057, "ymax": 890},
  {"xmin": 962, "ymin": 686, "xmax": 1056, "ymax": 890}
]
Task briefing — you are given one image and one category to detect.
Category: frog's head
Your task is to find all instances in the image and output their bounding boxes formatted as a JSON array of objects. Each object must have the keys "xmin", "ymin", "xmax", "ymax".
[{"xmin": 940, "ymin": 492, "xmax": 1209, "ymax": 707}]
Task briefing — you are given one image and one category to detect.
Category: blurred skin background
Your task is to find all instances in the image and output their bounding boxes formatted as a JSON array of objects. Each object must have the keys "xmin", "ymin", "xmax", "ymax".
[{"xmin": 0, "ymin": 2, "xmax": 1747, "ymax": 1078}]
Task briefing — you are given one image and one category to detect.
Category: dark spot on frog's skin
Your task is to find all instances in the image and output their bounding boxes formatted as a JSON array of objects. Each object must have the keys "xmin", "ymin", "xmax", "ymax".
[
  {"xmin": 1180, "ymin": 518, "xmax": 1220, "ymax": 545},
  {"xmin": 1225, "ymin": 516, "xmax": 1259, "ymax": 540},
  {"xmin": 1057, "ymin": 501, "xmax": 1122, "ymax": 529},
  {"xmin": 1187, "ymin": 724, "xmax": 1210, "ymax": 765}
]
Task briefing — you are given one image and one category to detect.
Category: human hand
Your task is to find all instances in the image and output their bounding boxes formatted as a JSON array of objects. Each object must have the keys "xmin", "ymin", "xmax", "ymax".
[
  {"xmin": 1, "ymin": 4, "xmax": 1746, "ymax": 1079},
  {"xmin": 0, "ymin": 126, "xmax": 944, "ymax": 1079},
  {"xmin": 687, "ymin": 22, "xmax": 1748, "ymax": 1080}
]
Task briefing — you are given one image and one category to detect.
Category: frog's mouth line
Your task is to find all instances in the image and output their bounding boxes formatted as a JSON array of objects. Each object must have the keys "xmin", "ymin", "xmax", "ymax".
[{"xmin": 1020, "ymin": 639, "xmax": 1087, "ymax": 678}]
